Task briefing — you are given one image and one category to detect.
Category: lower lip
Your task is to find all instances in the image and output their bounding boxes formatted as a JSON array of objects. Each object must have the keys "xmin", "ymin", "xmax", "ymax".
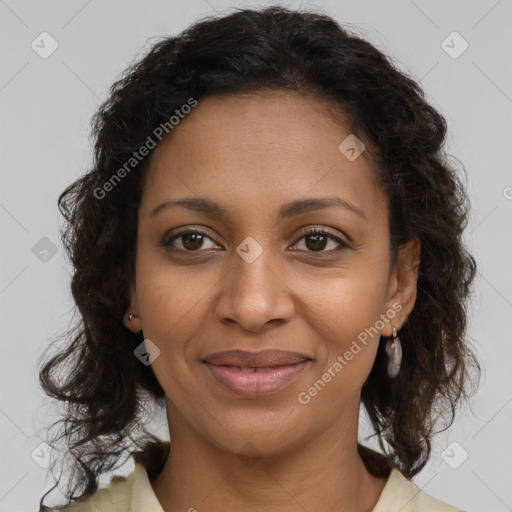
[{"xmin": 203, "ymin": 360, "xmax": 310, "ymax": 397}]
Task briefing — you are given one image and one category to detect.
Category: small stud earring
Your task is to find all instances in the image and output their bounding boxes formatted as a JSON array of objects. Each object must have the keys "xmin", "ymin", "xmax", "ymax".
[
  {"xmin": 128, "ymin": 314, "xmax": 135, "ymax": 321},
  {"xmin": 385, "ymin": 327, "xmax": 402, "ymax": 378}
]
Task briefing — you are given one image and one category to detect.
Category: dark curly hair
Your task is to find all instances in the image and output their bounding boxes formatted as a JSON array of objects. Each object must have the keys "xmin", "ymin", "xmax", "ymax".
[{"xmin": 38, "ymin": 6, "xmax": 480, "ymax": 510}]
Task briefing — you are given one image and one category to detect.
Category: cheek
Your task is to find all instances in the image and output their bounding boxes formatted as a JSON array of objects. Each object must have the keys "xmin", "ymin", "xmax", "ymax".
[
  {"xmin": 295, "ymin": 290, "xmax": 385, "ymax": 417},
  {"xmin": 135, "ymin": 242, "xmax": 197, "ymax": 323},
  {"xmin": 296, "ymin": 259, "xmax": 389, "ymax": 393},
  {"xmin": 134, "ymin": 246, "xmax": 221, "ymax": 374},
  {"xmin": 297, "ymin": 258, "xmax": 389, "ymax": 339}
]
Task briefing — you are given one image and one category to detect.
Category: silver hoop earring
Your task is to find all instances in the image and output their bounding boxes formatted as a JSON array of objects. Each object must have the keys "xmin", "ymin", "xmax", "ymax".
[{"xmin": 385, "ymin": 327, "xmax": 402, "ymax": 378}]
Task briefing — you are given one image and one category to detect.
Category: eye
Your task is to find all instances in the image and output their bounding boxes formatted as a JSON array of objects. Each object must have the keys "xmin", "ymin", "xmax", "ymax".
[
  {"xmin": 163, "ymin": 227, "xmax": 352, "ymax": 255},
  {"xmin": 163, "ymin": 229, "xmax": 220, "ymax": 252},
  {"xmin": 291, "ymin": 228, "xmax": 351, "ymax": 254}
]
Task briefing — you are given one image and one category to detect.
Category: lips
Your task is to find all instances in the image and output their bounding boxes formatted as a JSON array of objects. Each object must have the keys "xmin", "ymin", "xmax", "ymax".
[
  {"xmin": 202, "ymin": 349, "xmax": 312, "ymax": 397},
  {"xmin": 203, "ymin": 349, "xmax": 309, "ymax": 367}
]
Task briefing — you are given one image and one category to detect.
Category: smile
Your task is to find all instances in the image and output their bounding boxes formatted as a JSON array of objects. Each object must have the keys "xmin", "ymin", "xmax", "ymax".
[{"xmin": 203, "ymin": 360, "xmax": 310, "ymax": 397}]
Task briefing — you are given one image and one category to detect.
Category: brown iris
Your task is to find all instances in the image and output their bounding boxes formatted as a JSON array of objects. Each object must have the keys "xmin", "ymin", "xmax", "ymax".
[
  {"xmin": 304, "ymin": 233, "xmax": 328, "ymax": 252},
  {"xmin": 181, "ymin": 233, "xmax": 205, "ymax": 251}
]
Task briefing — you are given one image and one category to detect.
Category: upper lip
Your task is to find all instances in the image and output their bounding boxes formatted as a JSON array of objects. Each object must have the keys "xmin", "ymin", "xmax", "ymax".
[{"xmin": 202, "ymin": 349, "xmax": 311, "ymax": 367}]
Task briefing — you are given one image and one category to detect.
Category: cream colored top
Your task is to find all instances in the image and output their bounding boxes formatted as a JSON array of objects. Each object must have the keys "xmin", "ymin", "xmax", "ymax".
[{"xmin": 59, "ymin": 462, "xmax": 464, "ymax": 511}]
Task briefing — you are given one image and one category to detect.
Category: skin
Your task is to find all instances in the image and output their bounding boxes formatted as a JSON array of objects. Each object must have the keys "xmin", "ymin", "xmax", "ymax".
[{"xmin": 123, "ymin": 90, "xmax": 420, "ymax": 512}]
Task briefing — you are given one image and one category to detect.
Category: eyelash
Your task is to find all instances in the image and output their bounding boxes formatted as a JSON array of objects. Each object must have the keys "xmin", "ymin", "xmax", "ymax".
[{"xmin": 163, "ymin": 227, "xmax": 352, "ymax": 256}]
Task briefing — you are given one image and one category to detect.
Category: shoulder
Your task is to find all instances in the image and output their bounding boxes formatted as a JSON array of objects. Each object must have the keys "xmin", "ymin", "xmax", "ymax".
[
  {"xmin": 372, "ymin": 468, "xmax": 465, "ymax": 512},
  {"xmin": 56, "ymin": 463, "xmax": 163, "ymax": 512},
  {"xmin": 57, "ymin": 473, "xmax": 134, "ymax": 512}
]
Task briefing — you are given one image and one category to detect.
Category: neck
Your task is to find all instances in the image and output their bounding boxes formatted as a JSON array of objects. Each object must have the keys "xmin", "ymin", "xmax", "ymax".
[{"xmin": 150, "ymin": 404, "xmax": 388, "ymax": 512}]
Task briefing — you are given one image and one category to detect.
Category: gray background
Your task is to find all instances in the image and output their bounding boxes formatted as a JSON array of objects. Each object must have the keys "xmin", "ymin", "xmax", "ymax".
[{"xmin": 1, "ymin": 0, "xmax": 511, "ymax": 510}]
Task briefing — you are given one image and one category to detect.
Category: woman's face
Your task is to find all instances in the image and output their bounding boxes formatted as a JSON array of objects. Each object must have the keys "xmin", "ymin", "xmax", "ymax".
[{"xmin": 125, "ymin": 91, "xmax": 419, "ymax": 457}]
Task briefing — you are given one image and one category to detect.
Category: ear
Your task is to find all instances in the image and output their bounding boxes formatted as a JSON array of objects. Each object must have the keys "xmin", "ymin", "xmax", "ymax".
[
  {"xmin": 123, "ymin": 280, "xmax": 142, "ymax": 333},
  {"xmin": 381, "ymin": 238, "xmax": 421, "ymax": 337}
]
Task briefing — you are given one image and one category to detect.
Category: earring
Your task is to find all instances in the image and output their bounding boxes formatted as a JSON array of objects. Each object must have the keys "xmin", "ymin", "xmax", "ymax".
[
  {"xmin": 128, "ymin": 314, "xmax": 135, "ymax": 321},
  {"xmin": 385, "ymin": 327, "xmax": 402, "ymax": 378}
]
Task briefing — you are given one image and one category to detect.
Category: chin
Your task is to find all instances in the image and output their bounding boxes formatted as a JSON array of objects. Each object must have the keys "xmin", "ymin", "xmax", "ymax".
[{"xmin": 198, "ymin": 408, "xmax": 310, "ymax": 458}]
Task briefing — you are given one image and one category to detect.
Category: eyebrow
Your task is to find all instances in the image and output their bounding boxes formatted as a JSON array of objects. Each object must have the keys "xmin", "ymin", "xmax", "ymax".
[{"xmin": 149, "ymin": 196, "xmax": 367, "ymax": 221}]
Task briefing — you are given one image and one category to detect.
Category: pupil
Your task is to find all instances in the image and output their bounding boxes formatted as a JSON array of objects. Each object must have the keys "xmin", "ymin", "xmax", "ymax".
[
  {"xmin": 306, "ymin": 234, "xmax": 327, "ymax": 251},
  {"xmin": 180, "ymin": 233, "xmax": 328, "ymax": 252},
  {"xmin": 183, "ymin": 233, "xmax": 203, "ymax": 250}
]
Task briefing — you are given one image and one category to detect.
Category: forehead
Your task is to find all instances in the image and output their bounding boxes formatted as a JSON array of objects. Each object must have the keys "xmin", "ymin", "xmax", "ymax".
[{"xmin": 141, "ymin": 91, "xmax": 386, "ymax": 222}]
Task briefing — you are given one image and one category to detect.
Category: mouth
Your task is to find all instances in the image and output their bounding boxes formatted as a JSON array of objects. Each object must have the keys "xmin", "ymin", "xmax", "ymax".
[{"xmin": 202, "ymin": 349, "xmax": 312, "ymax": 398}]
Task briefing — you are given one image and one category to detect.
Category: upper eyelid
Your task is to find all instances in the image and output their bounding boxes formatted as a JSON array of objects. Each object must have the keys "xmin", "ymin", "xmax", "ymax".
[{"xmin": 164, "ymin": 226, "xmax": 218, "ymax": 243}]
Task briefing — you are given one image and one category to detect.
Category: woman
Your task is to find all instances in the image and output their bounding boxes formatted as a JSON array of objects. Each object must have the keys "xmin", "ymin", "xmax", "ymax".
[{"xmin": 38, "ymin": 6, "xmax": 479, "ymax": 511}]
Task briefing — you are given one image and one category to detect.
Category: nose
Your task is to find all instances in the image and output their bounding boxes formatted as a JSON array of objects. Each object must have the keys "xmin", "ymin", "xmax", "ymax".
[{"xmin": 214, "ymin": 249, "xmax": 296, "ymax": 332}]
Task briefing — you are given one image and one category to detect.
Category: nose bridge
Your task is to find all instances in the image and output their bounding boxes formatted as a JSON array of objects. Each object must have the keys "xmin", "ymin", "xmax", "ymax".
[
  {"xmin": 215, "ymin": 237, "xmax": 295, "ymax": 330},
  {"xmin": 234, "ymin": 242, "xmax": 276, "ymax": 292}
]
